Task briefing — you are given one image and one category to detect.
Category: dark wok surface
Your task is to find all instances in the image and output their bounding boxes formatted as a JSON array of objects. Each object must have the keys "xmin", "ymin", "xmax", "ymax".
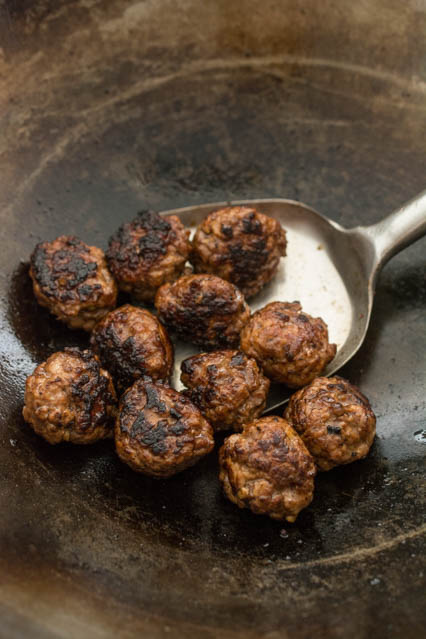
[{"xmin": 0, "ymin": 1, "xmax": 425, "ymax": 637}]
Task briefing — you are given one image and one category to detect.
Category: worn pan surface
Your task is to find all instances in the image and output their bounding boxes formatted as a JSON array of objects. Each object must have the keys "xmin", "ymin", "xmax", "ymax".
[{"xmin": 0, "ymin": 1, "xmax": 425, "ymax": 637}]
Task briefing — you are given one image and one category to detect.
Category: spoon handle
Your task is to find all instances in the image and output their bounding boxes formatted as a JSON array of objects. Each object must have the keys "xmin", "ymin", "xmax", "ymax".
[{"xmin": 362, "ymin": 190, "xmax": 426, "ymax": 268}]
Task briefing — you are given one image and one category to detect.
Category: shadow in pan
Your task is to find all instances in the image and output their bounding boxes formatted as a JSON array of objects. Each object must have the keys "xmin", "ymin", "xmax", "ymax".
[
  {"xmin": 7, "ymin": 262, "xmax": 89, "ymax": 362},
  {"xmin": 7, "ymin": 262, "xmax": 131, "ymax": 363}
]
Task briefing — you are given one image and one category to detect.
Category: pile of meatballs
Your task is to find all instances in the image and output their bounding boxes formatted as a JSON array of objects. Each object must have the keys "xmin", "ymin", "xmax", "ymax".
[{"xmin": 23, "ymin": 206, "xmax": 376, "ymax": 523}]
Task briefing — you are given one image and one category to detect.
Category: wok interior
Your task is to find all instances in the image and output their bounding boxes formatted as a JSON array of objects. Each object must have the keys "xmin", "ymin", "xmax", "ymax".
[{"xmin": 0, "ymin": 1, "xmax": 425, "ymax": 636}]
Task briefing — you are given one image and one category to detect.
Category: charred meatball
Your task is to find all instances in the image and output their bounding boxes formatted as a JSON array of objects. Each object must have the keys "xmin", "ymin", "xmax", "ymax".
[
  {"xmin": 191, "ymin": 206, "xmax": 287, "ymax": 298},
  {"xmin": 91, "ymin": 304, "xmax": 173, "ymax": 392},
  {"xmin": 240, "ymin": 301, "xmax": 336, "ymax": 388},
  {"xmin": 115, "ymin": 379, "xmax": 214, "ymax": 477},
  {"xmin": 285, "ymin": 376, "xmax": 376, "ymax": 471},
  {"xmin": 22, "ymin": 348, "xmax": 117, "ymax": 445},
  {"xmin": 181, "ymin": 350, "xmax": 270, "ymax": 432},
  {"xmin": 155, "ymin": 274, "xmax": 250, "ymax": 349},
  {"xmin": 30, "ymin": 235, "xmax": 117, "ymax": 331},
  {"xmin": 219, "ymin": 416, "xmax": 316, "ymax": 522},
  {"xmin": 106, "ymin": 210, "xmax": 191, "ymax": 301}
]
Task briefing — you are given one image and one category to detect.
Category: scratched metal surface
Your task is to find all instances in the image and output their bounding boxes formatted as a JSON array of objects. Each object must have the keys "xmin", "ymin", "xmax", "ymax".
[{"xmin": 0, "ymin": 1, "xmax": 425, "ymax": 637}]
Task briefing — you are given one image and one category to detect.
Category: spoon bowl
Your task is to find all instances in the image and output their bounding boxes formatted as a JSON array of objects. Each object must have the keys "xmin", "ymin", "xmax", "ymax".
[{"xmin": 163, "ymin": 193, "xmax": 426, "ymax": 410}]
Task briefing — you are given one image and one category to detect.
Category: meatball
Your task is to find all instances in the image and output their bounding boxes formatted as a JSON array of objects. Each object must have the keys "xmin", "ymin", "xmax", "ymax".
[
  {"xmin": 240, "ymin": 301, "xmax": 336, "ymax": 388},
  {"xmin": 106, "ymin": 210, "xmax": 191, "ymax": 301},
  {"xmin": 219, "ymin": 416, "xmax": 316, "ymax": 522},
  {"xmin": 22, "ymin": 348, "xmax": 117, "ymax": 445},
  {"xmin": 191, "ymin": 206, "xmax": 287, "ymax": 298},
  {"xmin": 115, "ymin": 379, "xmax": 214, "ymax": 477},
  {"xmin": 155, "ymin": 274, "xmax": 250, "ymax": 350},
  {"xmin": 284, "ymin": 376, "xmax": 376, "ymax": 471},
  {"xmin": 181, "ymin": 350, "xmax": 270, "ymax": 432},
  {"xmin": 30, "ymin": 235, "xmax": 117, "ymax": 331},
  {"xmin": 90, "ymin": 304, "xmax": 173, "ymax": 392}
]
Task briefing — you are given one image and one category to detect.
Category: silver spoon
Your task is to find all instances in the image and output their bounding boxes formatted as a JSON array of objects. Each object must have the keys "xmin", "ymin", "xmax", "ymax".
[{"xmin": 162, "ymin": 192, "xmax": 426, "ymax": 410}]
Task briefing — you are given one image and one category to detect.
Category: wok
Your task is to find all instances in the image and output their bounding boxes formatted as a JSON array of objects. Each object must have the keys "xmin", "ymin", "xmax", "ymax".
[{"xmin": 0, "ymin": 1, "xmax": 425, "ymax": 637}]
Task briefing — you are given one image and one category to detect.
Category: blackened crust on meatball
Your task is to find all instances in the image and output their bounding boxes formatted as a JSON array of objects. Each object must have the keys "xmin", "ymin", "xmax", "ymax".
[
  {"xmin": 106, "ymin": 210, "xmax": 191, "ymax": 302},
  {"xmin": 191, "ymin": 206, "xmax": 287, "ymax": 298},
  {"xmin": 32, "ymin": 239, "xmax": 96, "ymax": 301},
  {"xmin": 67, "ymin": 348, "xmax": 116, "ymax": 430},
  {"xmin": 115, "ymin": 380, "xmax": 214, "ymax": 477},
  {"xmin": 22, "ymin": 348, "xmax": 117, "ymax": 445},
  {"xmin": 110, "ymin": 211, "xmax": 171, "ymax": 266},
  {"xmin": 181, "ymin": 350, "xmax": 270, "ymax": 432},
  {"xmin": 30, "ymin": 236, "xmax": 117, "ymax": 331},
  {"xmin": 90, "ymin": 304, "xmax": 173, "ymax": 392},
  {"xmin": 219, "ymin": 416, "xmax": 316, "ymax": 522},
  {"xmin": 240, "ymin": 301, "xmax": 336, "ymax": 388},
  {"xmin": 285, "ymin": 376, "xmax": 376, "ymax": 471},
  {"xmin": 155, "ymin": 274, "xmax": 250, "ymax": 350}
]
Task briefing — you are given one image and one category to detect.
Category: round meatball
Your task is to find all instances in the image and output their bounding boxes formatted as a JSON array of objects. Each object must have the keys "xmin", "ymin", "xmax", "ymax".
[
  {"xmin": 219, "ymin": 416, "xmax": 316, "ymax": 522},
  {"xmin": 30, "ymin": 235, "xmax": 117, "ymax": 331},
  {"xmin": 115, "ymin": 379, "xmax": 214, "ymax": 478},
  {"xmin": 155, "ymin": 274, "xmax": 250, "ymax": 350},
  {"xmin": 240, "ymin": 301, "xmax": 336, "ymax": 388},
  {"xmin": 106, "ymin": 210, "xmax": 191, "ymax": 302},
  {"xmin": 284, "ymin": 376, "xmax": 376, "ymax": 471},
  {"xmin": 90, "ymin": 304, "xmax": 173, "ymax": 392},
  {"xmin": 191, "ymin": 206, "xmax": 287, "ymax": 298},
  {"xmin": 22, "ymin": 348, "xmax": 117, "ymax": 445},
  {"xmin": 181, "ymin": 350, "xmax": 270, "ymax": 432}
]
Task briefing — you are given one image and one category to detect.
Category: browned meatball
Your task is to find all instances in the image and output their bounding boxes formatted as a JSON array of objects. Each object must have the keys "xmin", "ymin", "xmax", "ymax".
[
  {"xmin": 30, "ymin": 236, "xmax": 117, "ymax": 331},
  {"xmin": 22, "ymin": 348, "xmax": 117, "ymax": 445},
  {"xmin": 181, "ymin": 350, "xmax": 270, "ymax": 432},
  {"xmin": 240, "ymin": 301, "xmax": 336, "ymax": 388},
  {"xmin": 219, "ymin": 416, "xmax": 316, "ymax": 522},
  {"xmin": 115, "ymin": 379, "xmax": 214, "ymax": 477},
  {"xmin": 284, "ymin": 376, "xmax": 376, "ymax": 471},
  {"xmin": 155, "ymin": 274, "xmax": 250, "ymax": 350},
  {"xmin": 106, "ymin": 210, "xmax": 191, "ymax": 302},
  {"xmin": 191, "ymin": 206, "xmax": 287, "ymax": 298},
  {"xmin": 90, "ymin": 304, "xmax": 173, "ymax": 392}
]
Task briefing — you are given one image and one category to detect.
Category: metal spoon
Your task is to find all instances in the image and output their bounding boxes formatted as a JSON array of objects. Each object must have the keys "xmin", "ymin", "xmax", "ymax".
[{"xmin": 162, "ymin": 192, "xmax": 426, "ymax": 410}]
